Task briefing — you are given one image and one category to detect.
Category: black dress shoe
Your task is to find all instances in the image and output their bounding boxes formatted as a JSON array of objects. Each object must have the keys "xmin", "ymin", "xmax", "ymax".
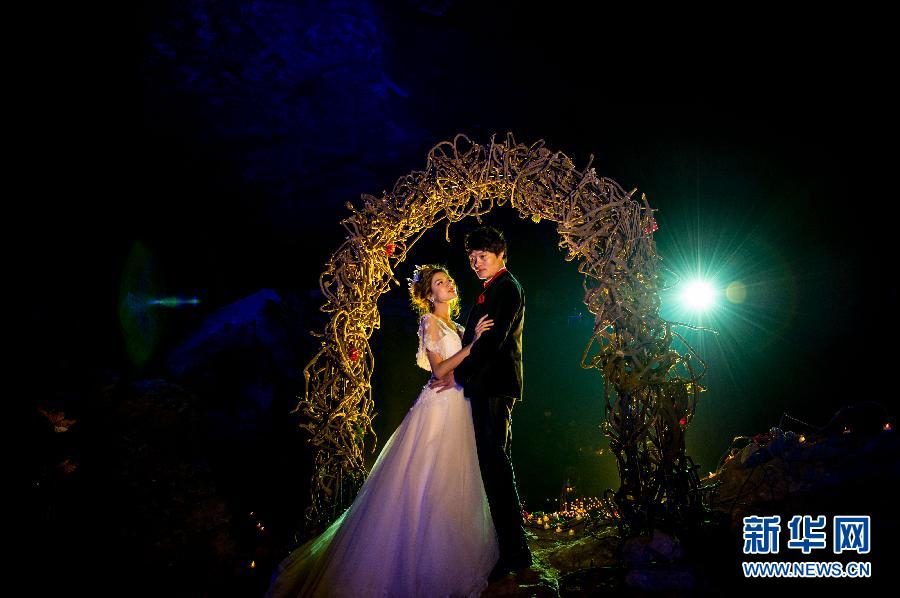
[
  {"xmin": 488, "ymin": 562, "xmax": 513, "ymax": 583},
  {"xmin": 507, "ymin": 550, "xmax": 533, "ymax": 570},
  {"xmin": 488, "ymin": 550, "xmax": 533, "ymax": 583}
]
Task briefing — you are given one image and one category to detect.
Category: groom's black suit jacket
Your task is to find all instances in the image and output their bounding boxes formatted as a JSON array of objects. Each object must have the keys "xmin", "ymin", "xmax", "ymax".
[{"xmin": 455, "ymin": 269, "xmax": 524, "ymax": 401}]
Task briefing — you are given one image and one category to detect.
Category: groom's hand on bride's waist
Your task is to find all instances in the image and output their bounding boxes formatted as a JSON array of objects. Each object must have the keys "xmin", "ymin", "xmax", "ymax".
[{"xmin": 429, "ymin": 372, "xmax": 457, "ymax": 393}]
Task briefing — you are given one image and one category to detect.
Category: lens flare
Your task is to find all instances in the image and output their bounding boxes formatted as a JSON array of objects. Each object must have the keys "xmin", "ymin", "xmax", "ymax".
[{"xmin": 725, "ymin": 280, "xmax": 747, "ymax": 304}]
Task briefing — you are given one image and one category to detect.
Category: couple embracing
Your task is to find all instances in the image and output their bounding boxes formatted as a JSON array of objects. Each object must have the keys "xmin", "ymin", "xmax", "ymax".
[{"xmin": 268, "ymin": 226, "xmax": 532, "ymax": 597}]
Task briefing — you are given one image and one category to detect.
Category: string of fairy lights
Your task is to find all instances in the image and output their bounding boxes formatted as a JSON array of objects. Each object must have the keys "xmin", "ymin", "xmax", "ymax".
[{"xmin": 294, "ymin": 133, "xmax": 709, "ymax": 534}]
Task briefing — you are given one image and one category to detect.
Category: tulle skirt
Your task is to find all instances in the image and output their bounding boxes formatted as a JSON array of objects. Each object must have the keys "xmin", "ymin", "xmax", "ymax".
[{"xmin": 267, "ymin": 383, "xmax": 499, "ymax": 597}]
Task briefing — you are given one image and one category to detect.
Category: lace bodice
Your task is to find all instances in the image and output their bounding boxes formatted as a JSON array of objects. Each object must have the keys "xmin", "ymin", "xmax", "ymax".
[{"xmin": 415, "ymin": 314, "xmax": 464, "ymax": 371}]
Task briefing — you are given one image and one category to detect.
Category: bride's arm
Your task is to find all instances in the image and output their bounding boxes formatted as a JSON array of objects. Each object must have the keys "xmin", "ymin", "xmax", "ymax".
[
  {"xmin": 426, "ymin": 345, "xmax": 471, "ymax": 380},
  {"xmin": 425, "ymin": 316, "xmax": 492, "ymax": 379}
]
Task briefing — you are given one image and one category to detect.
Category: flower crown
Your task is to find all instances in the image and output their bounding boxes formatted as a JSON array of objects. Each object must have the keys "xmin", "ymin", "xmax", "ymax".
[{"xmin": 406, "ymin": 264, "xmax": 424, "ymax": 289}]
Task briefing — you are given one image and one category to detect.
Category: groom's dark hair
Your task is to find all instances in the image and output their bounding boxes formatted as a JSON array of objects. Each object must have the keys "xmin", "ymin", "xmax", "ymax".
[{"xmin": 464, "ymin": 225, "xmax": 507, "ymax": 259}]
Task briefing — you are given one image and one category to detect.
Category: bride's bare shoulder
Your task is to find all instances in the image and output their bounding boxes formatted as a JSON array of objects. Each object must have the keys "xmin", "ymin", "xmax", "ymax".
[{"xmin": 419, "ymin": 313, "xmax": 442, "ymax": 333}]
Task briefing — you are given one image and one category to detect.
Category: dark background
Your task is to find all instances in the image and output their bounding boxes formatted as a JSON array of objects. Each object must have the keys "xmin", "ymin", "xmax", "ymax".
[{"xmin": 23, "ymin": 1, "xmax": 896, "ymax": 594}]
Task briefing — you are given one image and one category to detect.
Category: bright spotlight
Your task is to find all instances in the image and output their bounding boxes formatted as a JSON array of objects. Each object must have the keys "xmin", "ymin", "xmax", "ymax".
[{"xmin": 681, "ymin": 280, "xmax": 716, "ymax": 310}]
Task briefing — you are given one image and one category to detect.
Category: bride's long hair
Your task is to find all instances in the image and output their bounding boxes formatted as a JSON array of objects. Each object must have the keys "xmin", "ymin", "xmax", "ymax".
[{"xmin": 408, "ymin": 264, "xmax": 461, "ymax": 320}]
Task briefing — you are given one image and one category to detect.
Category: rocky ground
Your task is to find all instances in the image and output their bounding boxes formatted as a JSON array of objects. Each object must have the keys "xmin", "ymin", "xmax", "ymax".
[{"xmin": 482, "ymin": 417, "xmax": 898, "ymax": 596}]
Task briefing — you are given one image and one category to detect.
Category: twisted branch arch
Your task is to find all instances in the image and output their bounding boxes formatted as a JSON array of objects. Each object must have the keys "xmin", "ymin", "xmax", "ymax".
[{"xmin": 295, "ymin": 133, "xmax": 710, "ymax": 534}]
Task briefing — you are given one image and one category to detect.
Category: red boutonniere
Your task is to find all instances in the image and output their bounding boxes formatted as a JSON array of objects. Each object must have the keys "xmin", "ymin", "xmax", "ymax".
[{"xmin": 477, "ymin": 267, "xmax": 506, "ymax": 305}]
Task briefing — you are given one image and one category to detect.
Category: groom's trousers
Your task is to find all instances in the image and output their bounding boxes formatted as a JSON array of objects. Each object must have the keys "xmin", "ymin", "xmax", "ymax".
[{"xmin": 471, "ymin": 394, "xmax": 531, "ymax": 563}]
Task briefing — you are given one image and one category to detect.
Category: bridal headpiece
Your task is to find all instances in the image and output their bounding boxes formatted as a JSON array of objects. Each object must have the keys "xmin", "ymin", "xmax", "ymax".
[{"xmin": 407, "ymin": 264, "xmax": 424, "ymax": 290}]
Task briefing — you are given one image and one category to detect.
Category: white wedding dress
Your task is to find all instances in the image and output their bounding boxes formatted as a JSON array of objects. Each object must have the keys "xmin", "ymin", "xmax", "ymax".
[{"xmin": 266, "ymin": 314, "xmax": 499, "ymax": 597}]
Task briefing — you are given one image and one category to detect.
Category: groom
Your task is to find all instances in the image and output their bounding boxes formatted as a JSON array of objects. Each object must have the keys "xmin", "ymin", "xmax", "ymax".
[{"xmin": 431, "ymin": 225, "xmax": 533, "ymax": 579}]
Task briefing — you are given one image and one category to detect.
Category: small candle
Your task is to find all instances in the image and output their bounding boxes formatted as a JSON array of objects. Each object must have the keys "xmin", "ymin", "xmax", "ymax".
[
  {"xmin": 568, "ymin": 529, "xmax": 575, "ymax": 536},
  {"xmin": 544, "ymin": 523, "xmax": 550, "ymax": 530}
]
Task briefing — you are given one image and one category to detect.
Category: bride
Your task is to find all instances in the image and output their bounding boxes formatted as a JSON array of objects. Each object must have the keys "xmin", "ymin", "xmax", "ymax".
[{"xmin": 267, "ymin": 264, "xmax": 500, "ymax": 597}]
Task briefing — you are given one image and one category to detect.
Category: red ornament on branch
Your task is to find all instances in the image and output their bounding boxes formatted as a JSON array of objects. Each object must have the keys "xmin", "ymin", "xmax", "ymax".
[
  {"xmin": 349, "ymin": 348, "xmax": 360, "ymax": 362},
  {"xmin": 385, "ymin": 243, "xmax": 396, "ymax": 256}
]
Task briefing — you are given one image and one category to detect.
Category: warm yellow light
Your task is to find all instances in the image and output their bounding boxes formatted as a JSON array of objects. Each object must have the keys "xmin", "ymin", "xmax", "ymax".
[{"xmin": 725, "ymin": 280, "xmax": 747, "ymax": 304}]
